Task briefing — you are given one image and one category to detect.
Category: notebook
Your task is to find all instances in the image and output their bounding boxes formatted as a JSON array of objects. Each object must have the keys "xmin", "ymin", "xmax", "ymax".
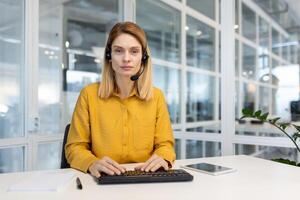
[{"xmin": 7, "ymin": 170, "xmax": 75, "ymax": 192}]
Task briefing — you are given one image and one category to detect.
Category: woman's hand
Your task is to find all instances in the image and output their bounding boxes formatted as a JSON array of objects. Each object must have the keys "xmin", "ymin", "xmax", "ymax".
[
  {"xmin": 135, "ymin": 154, "xmax": 169, "ymax": 172},
  {"xmin": 88, "ymin": 156, "xmax": 126, "ymax": 178}
]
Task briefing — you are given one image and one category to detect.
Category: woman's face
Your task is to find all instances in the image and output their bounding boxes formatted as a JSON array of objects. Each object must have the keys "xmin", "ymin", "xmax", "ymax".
[{"xmin": 110, "ymin": 33, "xmax": 143, "ymax": 79}]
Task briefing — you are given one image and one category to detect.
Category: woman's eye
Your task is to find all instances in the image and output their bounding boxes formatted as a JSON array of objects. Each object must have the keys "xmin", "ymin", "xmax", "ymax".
[{"xmin": 131, "ymin": 50, "xmax": 139, "ymax": 54}]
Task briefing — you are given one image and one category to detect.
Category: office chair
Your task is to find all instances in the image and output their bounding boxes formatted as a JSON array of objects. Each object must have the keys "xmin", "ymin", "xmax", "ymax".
[{"xmin": 61, "ymin": 124, "xmax": 71, "ymax": 168}]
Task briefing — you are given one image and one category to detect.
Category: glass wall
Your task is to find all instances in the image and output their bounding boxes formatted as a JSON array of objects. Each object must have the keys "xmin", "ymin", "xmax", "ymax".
[
  {"xmin": 136, "ymin": 0, "xmax": 181, "ymax": 63},
  {"xmin": 0, "ymin": 0, "xmax": 24, "ymax": 139},
  {"xmin": 235, "ymin": 144, "xmax": 298, "ymax": 162},
  {"xmin": 186, "ymin": 16, "xmax": 215, "ymax": 71},
  {"xmin": 186, "ymin": 0, "xmax": 215, "ymax": 20},
  {"xmin": 137, "ymin": 0, "xmax": 220, "ymax": 158},
  {"xmin": 0, "ymin": 0, "xmax": 25, "ymax": 173},
  {"xmin": 37, "ymin": 0, "xmax": 121, "ymax": 169},
  {"xmin": 1, "ymin": 0, "xmax": 299, "ymax": 172},
  {"xmin": 153, "ymin": 65, "xmax": 181, "ymax": 123},
  {"xmin": 186, "ymin": 73, "xmax": 215, "ymax": 122},
  {"xmin": 235, "ymin": 0, "xmax": 300, "ymax": 162},
  {"xmin": 0, "ymin": 147, "xmax": 25, "ymax": 173}
]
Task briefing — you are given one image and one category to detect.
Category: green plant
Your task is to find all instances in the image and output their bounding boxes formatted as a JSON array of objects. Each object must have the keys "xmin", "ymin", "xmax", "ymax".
[{"xmin": 241, "ymin": 108, "xmax": 300, "ymax": 167}]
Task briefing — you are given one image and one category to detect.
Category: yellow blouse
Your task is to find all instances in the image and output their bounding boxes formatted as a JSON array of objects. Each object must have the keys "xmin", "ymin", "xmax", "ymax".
[{"xmin": 65, "ymin": 83, "xmax": 176, "ymax": 172}]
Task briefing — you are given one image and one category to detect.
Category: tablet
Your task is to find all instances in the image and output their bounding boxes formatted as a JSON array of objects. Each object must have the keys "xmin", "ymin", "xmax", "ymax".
[{"xmin": 181, "ymin": 162, "xmax": 237, "ymax": 176}]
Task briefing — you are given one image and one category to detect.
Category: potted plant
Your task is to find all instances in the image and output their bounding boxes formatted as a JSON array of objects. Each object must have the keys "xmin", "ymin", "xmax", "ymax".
[{"xmin": 241, "ymin": 108, "xmax": 300, "ymax": 167}]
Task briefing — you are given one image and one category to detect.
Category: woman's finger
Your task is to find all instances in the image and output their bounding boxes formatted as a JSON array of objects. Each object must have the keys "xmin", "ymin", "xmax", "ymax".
[
  {"xmin": 144, "ymin": 157, "xmax": 161, "ymax": 172},
  {"xmin": 98, "ymin": 164, "xmax": 115, "ymax": 175},
  {"xmin": 101, "ymin": 161, "xmax": 122, "ymax": 175},
  {"xmin": 89, "ymin": 165, "xmax": 101, "ymax": 178},
  {"xmin": 105, "ymin": 157, "xmax": 126, "ymax": 173},
  {"xmin": 141, "ymin": 154, "xmax": 158, "ymax": 171},
  {"xmin": 150, "ymin": 162, "xmax": 164, "ymax": 172}
]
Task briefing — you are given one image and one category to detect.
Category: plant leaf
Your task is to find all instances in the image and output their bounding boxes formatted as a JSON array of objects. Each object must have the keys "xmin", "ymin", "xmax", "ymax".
[
  {"xmin": 292, "ymin": 132, "xmax": 300, "ymax": 141},
  {"xmin": 292, "ymin": 124, "xmax": 300, "ymax": 132},
  {"xmin": 258, "ymin": 112, "xmax": 269, "ymax": 121},
  {"xmin": 269, "ymin": 117, "xmax": 280, "ymax": 124},
  {"xmin": 279, "ymin": 123, "xmax": 290, "ymax": 131},
  {"xmin": 254, "ymin": 110, "xmax": 262, "ymax": 117},
  {"xmin": 242, "ymin": 108, "xmax": 254, "ymax": 117}
]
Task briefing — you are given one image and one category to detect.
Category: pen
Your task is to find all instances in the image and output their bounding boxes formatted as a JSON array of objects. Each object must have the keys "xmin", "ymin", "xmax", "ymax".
[{"xmin": 76, "ymin": 177, "xmax": 83, "ymax": 190}]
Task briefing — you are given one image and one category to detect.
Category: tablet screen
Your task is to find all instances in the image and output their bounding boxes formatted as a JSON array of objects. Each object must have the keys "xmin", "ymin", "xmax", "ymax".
[{"xmin": 185, "ymin": 163, "xmax": 232, "ymax": 173}]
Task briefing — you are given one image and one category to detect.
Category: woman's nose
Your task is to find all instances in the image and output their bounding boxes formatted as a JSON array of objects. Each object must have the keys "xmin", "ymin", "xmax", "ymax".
[{"xmin": 123, "ymin": 51, "xmax": 130, "ymax": 61}]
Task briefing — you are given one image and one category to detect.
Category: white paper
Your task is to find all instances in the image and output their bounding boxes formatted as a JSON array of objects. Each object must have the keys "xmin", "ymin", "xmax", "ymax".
[{"xmin": 7, "ymin": 170, "xmax": 76, "ymax": 192}]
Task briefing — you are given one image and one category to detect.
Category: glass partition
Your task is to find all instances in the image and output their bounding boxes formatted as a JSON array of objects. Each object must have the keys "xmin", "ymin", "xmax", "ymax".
[
  {"xmin": 242, "ymin": 3, "xmax": 256, "ymax": 43},
  {"xmin": 186, "ymin": 0, "xmax": 215, "ymax": 20},
  {"xmin": 153, "ymin": 65, "xmax": 181, "ymax": 124},
  {"xmin": 38, "ymin": 0, "xmax": 120, "ymax": 134},
  {"xmin": 242, "ymin": 44, "xmax": 256, "ymax": 80},
  {"xmin": 186, "ymin": 73, "xmax": 215, "ymax": 122},
  {"xmin": 136, "ymin": 0, "xmax": 181, "ymax": 63},
  {"xmin": 0, "ymin": 147, "xmax": 25, "ymax": 173},
  {"xmin": 186, "ymin": 140, "xmax": 221, "ymax": 158},
  {"xmin": 0, "ymin": 0, "xmax": 24, "ymax": 139},
  {"xmin": 186, "ymin": 16, "xmax": 215, "ymax": 71}
]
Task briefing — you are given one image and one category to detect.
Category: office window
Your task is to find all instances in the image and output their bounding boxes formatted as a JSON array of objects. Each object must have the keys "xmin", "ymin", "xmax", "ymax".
[
  {"xmin": 186, "ymin": 73, "xmax": 215, "ymax": 122},
  {"xmin": 38, "ymin": 0, "xmax": 120, "ymax": 134},
  {"xmin": 290, "ymin": 45, "xmax": 297, "ymax": 64},
  {"xmin": 271, "ymin": 58, "xmax": 279, "ymax": 85},
  {"xmin": 242, "ymin": 44, "xmax": 256, "ymax": 80},
  {"xmin": 258, "ymin": 17, "xmax": 269, "ymax": 51},
  {"xmin": 0, "ymin": 0, "xmax": 24, "ymax": 139},
  {"xmin": 175, "ymin": 139, "xmax": 181, "ymax": 159},
  {"xmin": 186, "ymin": 140, "xmax": 221, "ymax": 158},
  {"xmin": 218, "ymin": 31, "xmax": 221, "ymax": 73},
  {"xmin": 236, "ymin": 130, "xmax": 265, "ymax": 136},
  {"xmin": 186, "ymin": 0, "xmax": 215, "ymax": 20},
  {"xmin": 272, "ymin": 28, "xmax": 280, "ymax": 56},
  {"xmin": 36, "ymin": 142, "xmax": 62, "ymax": 170},
  {"xmin": 235, "ymin": 144, "xmax": 299, "ymax": 163},
  {"xmin": 235, "ymin": 0, "xmax": 239, "ymax": 33},
  {"xmin": 38, "ymin": 1, "xmax": 62, "ymax": 134},
  {"xmin": 0, "ymin": 147, "xmax": 25, "ymax": 173},
  {"xmin": 282, "ymin": 37, "xmax": 289, "ymax": 61},
  {"xmin": 186, "ymin": 124, "xmax": 221, "ymax": 134},
  {"xmin": 259, "ymin": 86, "xmax": 269, "ymax": 113},
  {"xmin": 242, "ymin": 3, "xmax": 256, "ymax": 43},
  {"xmin": 271, "ymin": 88, "xmax": 278, "ymax": 115},
  {"xmin": 258, "ymin": 49, "xmax": 270, "ymax": 83},
  {"xmin": 271, "ymin": 62, "xmax": 298, "ymax": 120},
  {"xmin": 136, "ymin": 0, "xmax": 181, "ymax": 63},
  {"xmin": 235, "ymin": 39, "xmax": 239, "ymax": 77},
  {"xmin": 153, "ymin": 65, "xmax": 180, "ymax": 124},
  {"xmin": 186, "ymin": 16, "xmax": 215, "ymax": 71},
  {"xmin": 242, "ymin": 82, "xmax": 256, "ymax": 111},
  {"xmin": 235, "ymin": 80, "xmax": 240, "ymax": 117}
]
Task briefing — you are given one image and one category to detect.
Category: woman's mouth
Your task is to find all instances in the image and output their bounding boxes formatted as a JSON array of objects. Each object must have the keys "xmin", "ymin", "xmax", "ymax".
[{"xmin": 120, "ymin": 66, "xmax": 133, "ymax": 71}]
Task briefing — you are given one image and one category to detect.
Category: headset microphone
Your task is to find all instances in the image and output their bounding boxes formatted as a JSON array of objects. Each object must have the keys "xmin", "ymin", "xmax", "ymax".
[{"xmin": 130, "ymin": 65, "xmax": 145, "ymax": 81}]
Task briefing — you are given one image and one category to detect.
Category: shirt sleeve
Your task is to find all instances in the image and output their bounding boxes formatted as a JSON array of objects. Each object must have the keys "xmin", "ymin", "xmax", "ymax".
[
  {"xmin": 65, "ymin": 88, "xmax": 98, "ymax": 172},
  {"xmin": 153, "ymin": 90, "xmax": 176, "ymax": 165}
]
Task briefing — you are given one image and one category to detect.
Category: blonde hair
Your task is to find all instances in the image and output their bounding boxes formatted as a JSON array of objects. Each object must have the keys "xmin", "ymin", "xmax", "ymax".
[{"xmin": 99, "ymin": 22, "xmax": 153, "ymax": 100}]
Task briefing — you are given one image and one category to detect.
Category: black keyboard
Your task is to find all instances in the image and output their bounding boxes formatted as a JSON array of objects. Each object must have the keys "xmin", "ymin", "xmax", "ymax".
[{"xmin": 98, "ymin": 169, "xmax": 193, "ymax": 184}]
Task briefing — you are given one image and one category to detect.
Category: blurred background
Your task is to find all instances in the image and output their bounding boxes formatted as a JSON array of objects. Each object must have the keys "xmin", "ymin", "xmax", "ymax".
[{"xmin": 0, "ymin": 0, "xmax": 300, "ymax": 173}]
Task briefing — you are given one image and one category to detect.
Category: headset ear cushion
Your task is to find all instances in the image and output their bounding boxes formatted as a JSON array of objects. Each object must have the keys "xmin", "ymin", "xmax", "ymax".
[
  {"xmin": 142, "ymin": 52, "xmax": 149, "ymax": 63},
  {"xmin": 105, "ymin": 48, "xmax": 111, "ymax": 60}
]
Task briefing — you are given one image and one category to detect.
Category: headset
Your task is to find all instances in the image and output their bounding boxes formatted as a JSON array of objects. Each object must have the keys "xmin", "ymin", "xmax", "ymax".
[
  {"xmin": 105, "ymin": 46, "xmax": 149, "ymax": 81},
  {"xmin": 105, "ymin": 47, "xmax": 149, "ymax": 64}
]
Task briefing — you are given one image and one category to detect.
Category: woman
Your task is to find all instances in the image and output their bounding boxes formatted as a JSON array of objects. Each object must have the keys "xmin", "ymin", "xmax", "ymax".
[{"xmin": 65, "ymin": 22, "xmax": 175, "ymax": 178}]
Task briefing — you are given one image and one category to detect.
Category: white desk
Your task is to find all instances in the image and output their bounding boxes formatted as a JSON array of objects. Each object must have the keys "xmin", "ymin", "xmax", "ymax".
[{"xmin": 0, "ymin": 155, "xmax": 299, "ymax": 200}]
